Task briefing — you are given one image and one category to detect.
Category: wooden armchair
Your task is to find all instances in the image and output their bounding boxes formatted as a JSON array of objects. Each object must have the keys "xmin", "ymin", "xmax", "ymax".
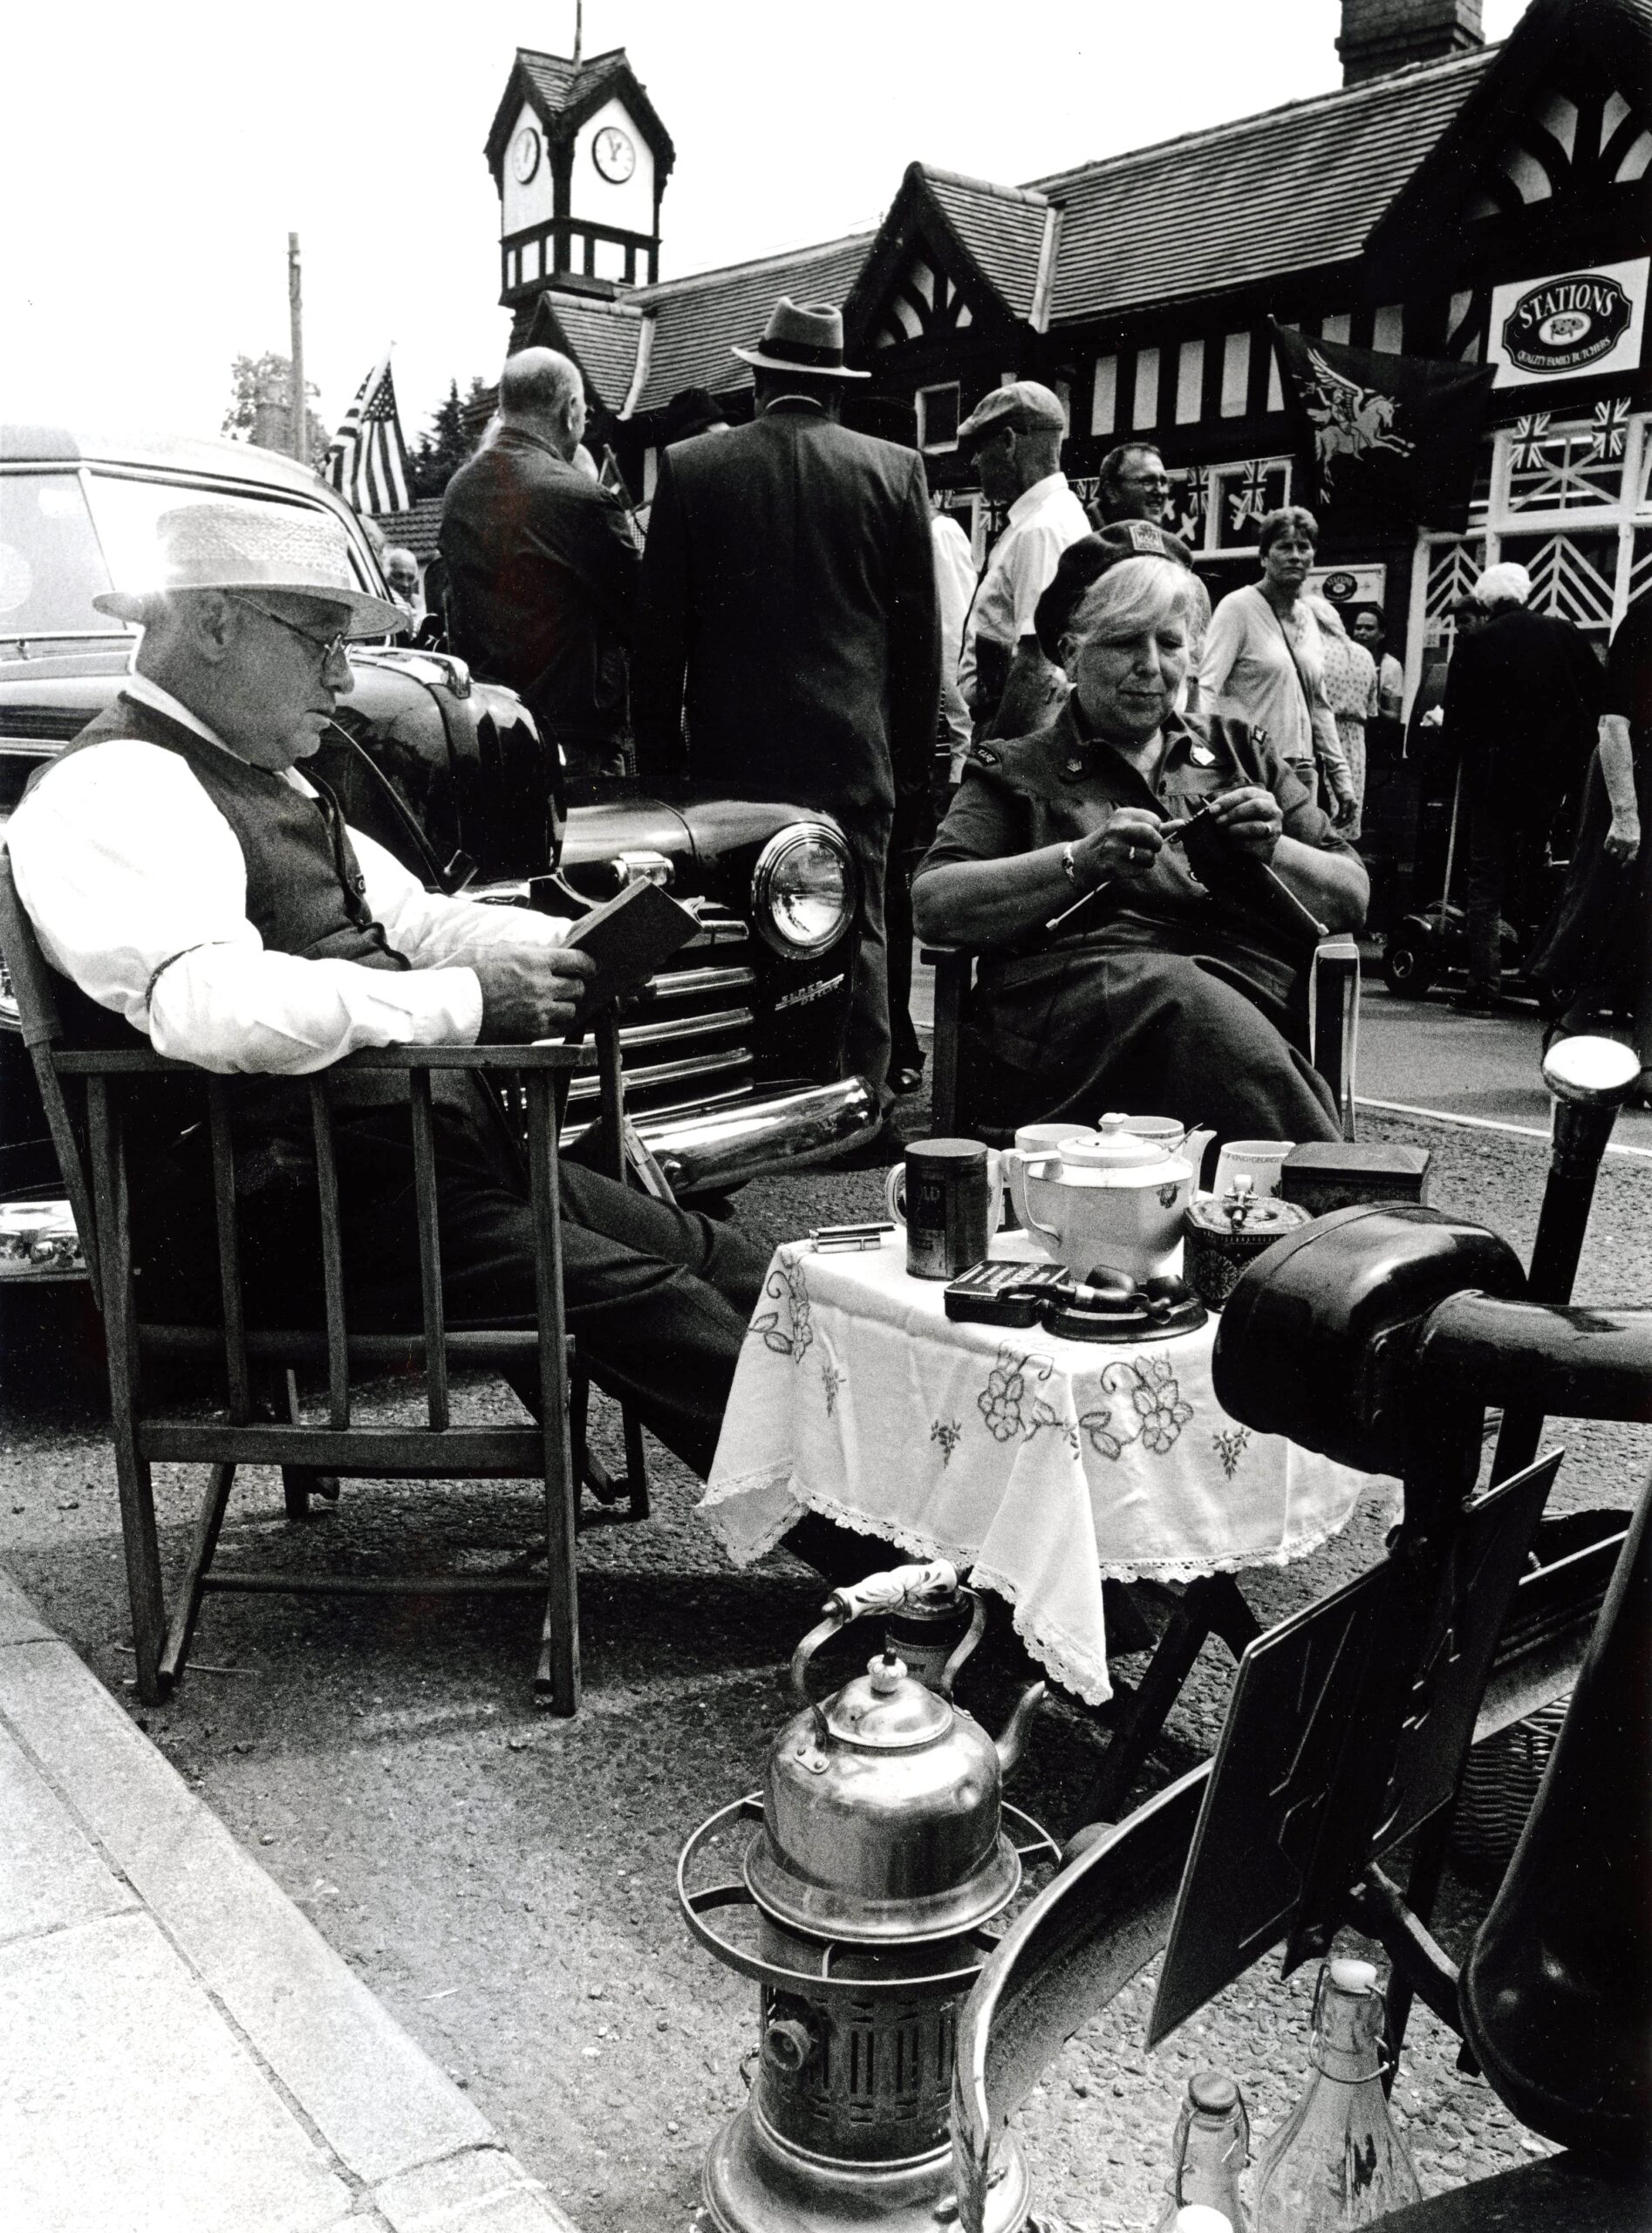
[
  {"xmin": 923, "ymin": 932, "xmax": 1362, "ymax": 1143},
  {"xmin": 0, "ymin": 855, "xmax": 643, "ymax": 1716}
]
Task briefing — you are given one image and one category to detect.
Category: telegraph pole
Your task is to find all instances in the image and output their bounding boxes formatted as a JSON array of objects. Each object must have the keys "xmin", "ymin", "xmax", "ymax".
[
  {"xmin": 288, "ymin": 233, "xmax": 307, "ymax": 466},
  {"xmin": 573, "ymin": 0, "xmax": 583, "ymax": 65}
]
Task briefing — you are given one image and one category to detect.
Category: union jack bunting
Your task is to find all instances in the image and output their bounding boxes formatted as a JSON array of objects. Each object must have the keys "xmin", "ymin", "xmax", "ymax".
[
  {"xmin": 1510, "ymin": 413, "xmax": 1553, "ymax": 471},
  {"xmin": 1227, "ymin": 461, "xmax": 1270, "ymax": 527},
  {"xmin": 324, "ymin": 357, "xmax": 410, "ymax": 515},
  {"xmin": 1173, "ymin": 463, "xmax": 1208, "ymax": 523},
  {"xmin": 1590, "ymin": 398, "xmax": 1629, "ymax": 463}
]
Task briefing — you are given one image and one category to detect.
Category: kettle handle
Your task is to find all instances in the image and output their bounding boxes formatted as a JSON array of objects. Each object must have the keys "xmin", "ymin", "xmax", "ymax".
[{"xmin": 788, "ymin": 1560, "xmax": 983, "ymax": 1716}]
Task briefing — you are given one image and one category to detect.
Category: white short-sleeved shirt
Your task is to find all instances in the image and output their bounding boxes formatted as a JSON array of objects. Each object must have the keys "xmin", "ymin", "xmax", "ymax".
[{"xmin": 958, "ymin": 473, "xmax": 1090, "ymax": 706}]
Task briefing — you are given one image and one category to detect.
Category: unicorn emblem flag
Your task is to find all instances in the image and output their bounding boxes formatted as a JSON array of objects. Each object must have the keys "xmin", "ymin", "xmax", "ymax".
[{"xmin": 1270, "ymin": 320, "xmax": 1493, "ymax": 531}]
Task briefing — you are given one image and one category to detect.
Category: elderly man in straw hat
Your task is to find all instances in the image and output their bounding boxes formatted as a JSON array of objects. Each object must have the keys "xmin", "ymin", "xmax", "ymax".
[
  {"xmin": 632, "ymin": 297, "xmax": 939, "ymax": 1107},
  {"xmin": 4, "ymin": 502, "xmax": 768, "ymax": 1481}
]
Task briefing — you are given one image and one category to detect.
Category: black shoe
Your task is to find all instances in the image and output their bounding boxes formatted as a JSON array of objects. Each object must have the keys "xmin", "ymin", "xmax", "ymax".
[{"xmin": 889, "ymin": 1062, "xmax": 926, "ymax": 1096}]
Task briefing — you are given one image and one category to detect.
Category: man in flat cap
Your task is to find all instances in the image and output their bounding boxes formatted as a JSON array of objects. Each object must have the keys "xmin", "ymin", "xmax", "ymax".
[
  {"xmin": 955, "ymin": 380, "xmax": 1090, "ymax": 745},
  {"xmin": 632, "ymin": 298, "xmax": 939, "ymax": 1103},
  {"xmin": 5, "ymin": 502, "xmax": 766, "ymax": 1482}
]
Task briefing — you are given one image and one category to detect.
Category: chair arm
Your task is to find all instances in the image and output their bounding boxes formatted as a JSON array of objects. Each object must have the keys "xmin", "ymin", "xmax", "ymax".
[
  {"xmin": 53, "ymin": 1041, "xmax": 597, "ymax": 1078},
  {"xmin": 1308, "ymin": 934, "xmax": 1361, "ymax": 1141},
  {"xmin": 921, "ymin": 946, "xmax": 977, "ymax": 1137}
]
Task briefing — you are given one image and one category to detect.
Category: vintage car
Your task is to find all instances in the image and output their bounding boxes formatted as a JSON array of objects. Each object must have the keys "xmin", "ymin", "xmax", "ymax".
[{"xmin": 0, "ymin": 424, "xmax": 876, "ymax": 1284}]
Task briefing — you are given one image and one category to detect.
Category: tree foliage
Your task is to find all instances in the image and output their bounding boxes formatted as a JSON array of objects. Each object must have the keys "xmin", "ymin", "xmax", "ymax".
[
  {"xmin": 222, "ymin": 352, "xmax": 329, "ymax": 463},
  {"xmin": 406, "ymin": 378, "xmax": 488, "ymax": 500}
]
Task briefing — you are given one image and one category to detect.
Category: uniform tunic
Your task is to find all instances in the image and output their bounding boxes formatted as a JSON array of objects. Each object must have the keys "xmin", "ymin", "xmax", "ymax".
[{"xmin": 917, "ymin": 699, "xmax": 1356, "ymax": 1143}]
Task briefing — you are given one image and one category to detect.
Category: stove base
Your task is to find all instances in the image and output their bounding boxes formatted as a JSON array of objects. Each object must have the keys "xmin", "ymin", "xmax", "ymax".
[{"xmin": 702, "ymin": 2102, "xmax": 1032, "ymax": 2233}]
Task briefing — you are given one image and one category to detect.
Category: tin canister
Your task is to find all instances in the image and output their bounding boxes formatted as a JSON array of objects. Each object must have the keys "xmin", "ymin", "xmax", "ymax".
[
  {"xmin": 887, "ymin": 1138, "xmax": 993, "ymax": 1280},
  {"xmin": 1184, "ymin": 1188, "xmax": 1309, "ymax": 1308}
]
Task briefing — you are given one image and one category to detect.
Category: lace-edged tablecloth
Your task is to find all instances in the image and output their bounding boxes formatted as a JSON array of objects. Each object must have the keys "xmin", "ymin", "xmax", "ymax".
[{"xmin": 700, "ymin": 1235, "xmax": 1382, "ymax": 1705}]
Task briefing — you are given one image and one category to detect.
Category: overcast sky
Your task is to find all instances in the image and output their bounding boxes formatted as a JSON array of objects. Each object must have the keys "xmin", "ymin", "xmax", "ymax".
[{"xmin": 6, "ymin": 0, "xmax": 1529, "ymax": 449}]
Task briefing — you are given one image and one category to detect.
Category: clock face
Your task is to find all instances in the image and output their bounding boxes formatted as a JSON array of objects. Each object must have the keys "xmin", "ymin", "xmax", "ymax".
[
  {"xmin": 592, "ymin": 125, "xmax": 636, "ymax": 184},
  {"xmin": 511, "ymin": 126, "xmax": 541, "ymax": 184}
]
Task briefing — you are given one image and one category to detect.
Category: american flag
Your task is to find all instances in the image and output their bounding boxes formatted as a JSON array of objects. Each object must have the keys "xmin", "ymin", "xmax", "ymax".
[{"xmin": 324, "ymin": 357, "xmax": 410, "ymax": 514}]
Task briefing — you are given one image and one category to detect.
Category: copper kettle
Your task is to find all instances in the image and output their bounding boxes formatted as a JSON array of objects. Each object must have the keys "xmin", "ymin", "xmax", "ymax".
[{"xmin": 745, "ymin": 1560, "xmax": 1045, "ymax": 1943}]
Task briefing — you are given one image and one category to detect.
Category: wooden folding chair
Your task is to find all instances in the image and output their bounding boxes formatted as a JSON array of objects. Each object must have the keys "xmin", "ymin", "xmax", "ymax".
[{"xmin": 0, "ymin": 854, "xmax": 633, "ymax": 1715}]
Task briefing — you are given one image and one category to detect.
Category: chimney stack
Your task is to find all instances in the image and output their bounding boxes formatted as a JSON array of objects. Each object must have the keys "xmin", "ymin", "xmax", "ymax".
[{"xmin": 1337, "ymin": 0, "xmax": 1485, "ymax": 85}]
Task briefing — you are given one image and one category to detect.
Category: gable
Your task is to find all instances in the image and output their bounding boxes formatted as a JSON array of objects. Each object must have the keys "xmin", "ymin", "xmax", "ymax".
[
  {"xmin": 1463, "ymin": 51, "xmax": 1652, "ymax": 218},
  {"xmin": 845, "ymin": 165, "xmax": 1045, "ymax": 359}
]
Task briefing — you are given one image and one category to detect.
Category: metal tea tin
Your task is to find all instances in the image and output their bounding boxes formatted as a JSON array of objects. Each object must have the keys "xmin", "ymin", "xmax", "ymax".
[
  {"xmin": 1184, "ymin": 1183, "xmax": 1309, "ymax": 1308},
  {"xmin": 901, "ymin": 1138, "xmax": 992, "ymax": 1280}
]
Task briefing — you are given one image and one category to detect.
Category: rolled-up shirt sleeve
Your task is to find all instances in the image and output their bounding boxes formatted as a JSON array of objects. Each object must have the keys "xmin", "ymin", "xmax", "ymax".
[{"xmin": 6, "ymin": 741, "xmax": 570, "ymax": 1076}]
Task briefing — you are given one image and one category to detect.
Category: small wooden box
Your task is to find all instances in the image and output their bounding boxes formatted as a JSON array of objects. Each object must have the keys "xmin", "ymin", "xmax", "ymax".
[{"xmin": 1280, "ymin": 1142, "xmax": 1432, "ymax": 1217}]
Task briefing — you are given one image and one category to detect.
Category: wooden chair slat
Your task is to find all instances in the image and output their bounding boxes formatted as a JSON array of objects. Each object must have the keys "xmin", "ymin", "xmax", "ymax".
[
  {"xmin": 407, "ymin": 1070, "xmax": 449, "ymax": 1432},
  {"xmin": 309, "ymin": 1079, "xmax": 351, "ymax": 1429},
  {"xmin": 206, "ymin": 1082, "xmax": 253, "ymax": 1423},
  {"xmin": 528, "ymin": 1074, "xmax": 579, "ymax": 1714}
]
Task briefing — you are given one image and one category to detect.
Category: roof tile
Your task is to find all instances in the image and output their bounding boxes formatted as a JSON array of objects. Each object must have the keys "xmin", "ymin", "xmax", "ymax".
[
  {"xmin": 925, "ymin": 174, "xmax": 1049, "ymax": 318},
  {"xmin": 630, "ymin": 234, "xmax": 874, "ymax": 414}
]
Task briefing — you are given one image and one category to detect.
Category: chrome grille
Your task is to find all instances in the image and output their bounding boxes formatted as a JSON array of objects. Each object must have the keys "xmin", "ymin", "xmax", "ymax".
[{"xmin": 564, "ymin": 905, "xmax": 759, "ymax": 1128}]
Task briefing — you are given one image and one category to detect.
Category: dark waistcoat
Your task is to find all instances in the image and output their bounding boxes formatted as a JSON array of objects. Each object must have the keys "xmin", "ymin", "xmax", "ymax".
[{"xmin": 34, "ymin": 692, "xmax": 416, "ymax": 1181}]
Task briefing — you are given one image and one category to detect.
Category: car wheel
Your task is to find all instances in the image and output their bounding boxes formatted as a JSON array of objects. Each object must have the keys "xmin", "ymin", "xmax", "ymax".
[{"xmin": 1382, "ymin": 939, "xmax": 1434, "ymax": 999}]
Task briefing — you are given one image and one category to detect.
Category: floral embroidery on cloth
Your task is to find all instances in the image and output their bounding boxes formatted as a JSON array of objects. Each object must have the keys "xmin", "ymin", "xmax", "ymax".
[
  {"xmin": 1212, "ymin": 1426, "xmax": 1252, "ymax": 1478},
  {"xmin": 978, "ymin": 1348, "xmax": 1067, "ymax": 1444},
  {"xmin": 931, "ymin": 1419, "xmax": 964, "ymax": 1466},
  {"xmin": 821, "ymin": 1359, "xmax": 844, "ymax": 1417},
  {"xmin": 1075, "ymin": 1356, "xmax": 1196, "ymax": 1461},
  {"xmin": 749, "ymin": 1252, "xmax": 814, "ymax": 1363}
]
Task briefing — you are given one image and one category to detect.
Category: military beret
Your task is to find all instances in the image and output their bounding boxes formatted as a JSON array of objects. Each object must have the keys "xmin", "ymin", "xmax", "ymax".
[
  {"xmin": 1034, "ymin": 521, "xmax": 1195, "ymax": 662},
  {"xmin": 955, "ymin": 379, "xmax": 1068, "ymax": 453}
]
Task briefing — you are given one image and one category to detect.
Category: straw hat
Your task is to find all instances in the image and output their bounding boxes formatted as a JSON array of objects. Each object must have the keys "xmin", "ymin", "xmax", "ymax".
[{"xmin": 93, "ymin": 502, "xmax": 406, "ymax": 638}]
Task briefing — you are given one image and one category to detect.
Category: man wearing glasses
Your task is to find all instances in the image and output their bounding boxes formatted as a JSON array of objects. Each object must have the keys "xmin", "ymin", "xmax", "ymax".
[
  {"xmin": 5, "ymin": 502, "xmax": 767, "ymax": 1483},
  {"xmin": 955, "ymin": 382, "xmax": 1090, "ymax": 744}
]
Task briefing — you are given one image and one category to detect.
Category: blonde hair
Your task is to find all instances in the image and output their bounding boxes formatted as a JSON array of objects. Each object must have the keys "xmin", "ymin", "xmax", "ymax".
[{"xmin": 1065, "ymin": 555, "xmax": 1202, "ymax": 664}]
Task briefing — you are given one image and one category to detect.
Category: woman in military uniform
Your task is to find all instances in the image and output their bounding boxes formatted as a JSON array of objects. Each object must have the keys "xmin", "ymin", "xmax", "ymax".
[{"xmin": 911, "ymin": 554, "xmax": 1367, "ymax": 1145}]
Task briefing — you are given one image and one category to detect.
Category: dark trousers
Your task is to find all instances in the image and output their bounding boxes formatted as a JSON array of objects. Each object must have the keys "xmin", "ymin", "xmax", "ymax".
[
  {"xmin": 835, "ymin": 803, "xmax": 895, "ymax": 1103},
  {"xmin": 1462, "ymin": 774, "xmax": 1545, "ymax": 995},
  {"xmin": 145, "ymin": 1091, "xmax": 768, "ymax": 1482}
]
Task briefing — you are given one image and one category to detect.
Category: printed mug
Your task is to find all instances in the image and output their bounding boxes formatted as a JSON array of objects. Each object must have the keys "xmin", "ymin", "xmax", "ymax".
[
  {"xmin": 884, "ymin": 1138, "xmax": 1004, "ymax": 1279},
  {"xmin": 1212, "ymin": 1138, "xmax": 1295, "ymax": 1200}
]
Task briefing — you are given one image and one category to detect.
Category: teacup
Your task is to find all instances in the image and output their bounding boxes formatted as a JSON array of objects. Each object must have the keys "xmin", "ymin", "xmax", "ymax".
[{"xmin": 1212, "ymin": 1139, "xmax": 1294, "ymax": 1200}]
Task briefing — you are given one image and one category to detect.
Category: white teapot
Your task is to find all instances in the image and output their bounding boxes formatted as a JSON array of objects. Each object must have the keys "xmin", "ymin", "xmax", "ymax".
[{"xmin": 1002, "ymin": 1128, "xmax": 1195, "ymax": 1281}]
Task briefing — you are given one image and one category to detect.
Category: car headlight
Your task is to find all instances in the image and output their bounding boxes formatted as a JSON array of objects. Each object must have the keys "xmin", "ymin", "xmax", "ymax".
[{"xmin": 752, "ymin": 823, "xmax": 853, "ymax": 959}]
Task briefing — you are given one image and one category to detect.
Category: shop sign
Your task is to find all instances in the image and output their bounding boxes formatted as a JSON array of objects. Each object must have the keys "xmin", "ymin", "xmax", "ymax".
[
  {"xmin": 1307, "ymin": 563, "xmax": 1386, "ymax": 610},
  {"xmin": 1488, "ymin": 258, "xmax": 1647, "ymax": 388}
]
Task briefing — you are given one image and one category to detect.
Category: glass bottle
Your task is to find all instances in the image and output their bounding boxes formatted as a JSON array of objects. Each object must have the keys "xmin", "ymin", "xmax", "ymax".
[
  {"xmin": 1253, "ymin": 1958, "xmax": 1423, "ymax": 2231},
  {"xmin": 1154, "ymin": 2067, "xmax": 1250, "ymax": 2231}
]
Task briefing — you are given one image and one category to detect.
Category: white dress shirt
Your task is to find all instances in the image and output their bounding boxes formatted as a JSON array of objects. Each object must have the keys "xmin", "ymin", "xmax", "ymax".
[
  {"xmin": 931, "ymin": 512, "xmax": 979, "ymax": 775},
  {"xmin": 3, "ymin": 676, "xmax": 570, "ymax": 1075},
  {"xmin": 957, "ymin": 472, "xmax": 1090, "ymax": 707}
]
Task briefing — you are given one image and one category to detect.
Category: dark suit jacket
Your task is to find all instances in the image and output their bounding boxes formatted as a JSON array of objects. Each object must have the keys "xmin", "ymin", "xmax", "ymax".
[
  {"xmin": 1442, "ymin": 604, "xmax": 1603, "ymax": 802},
  {"xmin": 631, "ymin": 403, "xmax": 940, "ymax": 814},
  {"xmin": 439, "ymin": 427, "xmax": 640, "ymax": 748}
]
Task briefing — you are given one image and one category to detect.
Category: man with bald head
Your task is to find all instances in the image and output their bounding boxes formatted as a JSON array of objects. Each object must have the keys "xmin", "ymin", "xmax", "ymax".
[{"xmin": 440, "ymin": 347, "xmax": 640, "ymax": 797}]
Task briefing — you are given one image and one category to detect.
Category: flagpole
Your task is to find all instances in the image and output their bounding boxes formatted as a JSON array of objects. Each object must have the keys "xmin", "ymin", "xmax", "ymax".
[{"xmin": 289, "ymin": 233, "xmax": 307, "ymax": 468}]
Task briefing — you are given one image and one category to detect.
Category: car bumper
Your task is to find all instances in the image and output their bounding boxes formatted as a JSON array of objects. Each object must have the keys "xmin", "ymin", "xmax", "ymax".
[
  {"xmin": 637, "ymin": 1077, "xmax": 880, "ymax": 1196},
  {"xmin": 0, "ymin": 1080, "xmax": 883, "ymax": 1283}
]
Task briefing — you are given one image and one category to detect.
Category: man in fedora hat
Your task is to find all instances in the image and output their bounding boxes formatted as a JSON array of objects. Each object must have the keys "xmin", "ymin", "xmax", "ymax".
[
  {"xmin": 632, "ymin": 297, "xmax": 939, "ymax": 1103},
  {"xmin": 5, "ymin": 500, "xmax": 768, "ymax": 1481}
]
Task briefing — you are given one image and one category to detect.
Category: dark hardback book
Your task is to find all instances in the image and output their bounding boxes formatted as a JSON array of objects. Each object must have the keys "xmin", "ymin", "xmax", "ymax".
[{"xmin": 564, "ymin": 878, "xmax": 700, "ymax": 1008}]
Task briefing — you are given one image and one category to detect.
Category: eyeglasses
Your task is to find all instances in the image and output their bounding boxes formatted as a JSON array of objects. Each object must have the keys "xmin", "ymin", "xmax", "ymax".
[{"xmin": 232, "ymin": 597, "xmax": 350, "ymax": 667}]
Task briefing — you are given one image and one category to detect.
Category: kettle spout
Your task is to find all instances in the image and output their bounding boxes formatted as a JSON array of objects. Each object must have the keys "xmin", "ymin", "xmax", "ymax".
[{"xmin": 993, "ymin": 1680, "xmax": 1046, "ymax": 1780}]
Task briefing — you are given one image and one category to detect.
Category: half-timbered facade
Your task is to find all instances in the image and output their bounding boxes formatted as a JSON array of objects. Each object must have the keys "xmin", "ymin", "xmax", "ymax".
[{"xmin": 488, "ymin": 0, "xmax": 1649, "ymax": 708}]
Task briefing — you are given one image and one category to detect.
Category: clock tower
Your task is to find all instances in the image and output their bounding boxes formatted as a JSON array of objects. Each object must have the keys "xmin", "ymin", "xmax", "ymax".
[{"xmin": 485, "ymin": 46, "xmax": 674, "ymax": 318}]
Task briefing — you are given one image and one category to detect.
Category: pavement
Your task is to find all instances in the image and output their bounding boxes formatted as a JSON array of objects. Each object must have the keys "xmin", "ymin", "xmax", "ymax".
[{"xmin": 0, "ymin": 1563, "xmax": 580, "ymax": 2233}]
